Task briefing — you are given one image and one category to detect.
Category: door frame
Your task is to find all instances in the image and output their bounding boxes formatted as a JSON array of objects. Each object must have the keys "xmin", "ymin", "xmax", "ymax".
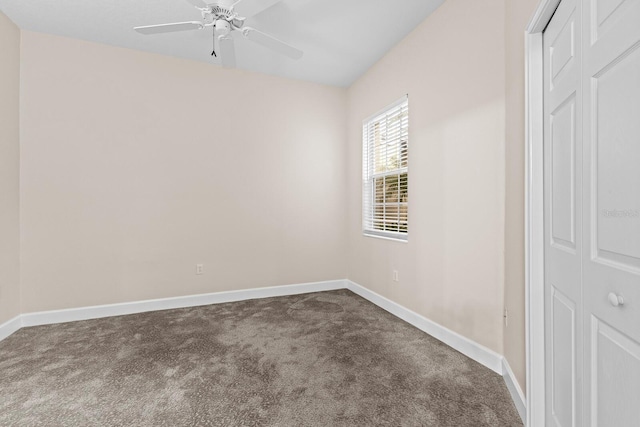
[{"xmin": 525, "ymin": 0, "xmax": 562, "ymax": 425}]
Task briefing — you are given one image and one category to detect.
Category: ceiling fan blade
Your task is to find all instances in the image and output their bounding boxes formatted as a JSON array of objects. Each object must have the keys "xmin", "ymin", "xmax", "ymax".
[
  {"xmin": 231, "ymin": 0, "xmax": 282, "ymax": 18},
  {"xmin": 185, "ymin": 0, "xmax": 209, "ymax": 8},
  {"xmin": 134, "ymin": 21, "xmax": 203, "ymax": 35},
  {"xmin": 241, "ymin": 27, "xmax": 303, "ymax": 60},
  {"xmin": 218, "ymin": 35, "xmax": 237, "ymax": 68}
]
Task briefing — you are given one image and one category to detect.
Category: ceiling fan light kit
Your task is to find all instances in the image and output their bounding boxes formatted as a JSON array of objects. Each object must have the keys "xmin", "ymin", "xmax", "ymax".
[{"xmin": 134, "ymin": 0, "xmax": 303, "ymax": 69}]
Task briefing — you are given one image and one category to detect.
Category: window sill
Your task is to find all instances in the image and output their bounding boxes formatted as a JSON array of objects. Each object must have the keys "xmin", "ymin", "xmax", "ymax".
[{"xmin": 363, "ymin": 232, "xmax": 408, "ymax": 243}]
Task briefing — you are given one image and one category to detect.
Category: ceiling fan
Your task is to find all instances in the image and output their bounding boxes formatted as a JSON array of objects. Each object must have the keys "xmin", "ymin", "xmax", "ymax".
[{"xmin": 134, "ymin": 0, "xmax": 303, "ymax": 68}]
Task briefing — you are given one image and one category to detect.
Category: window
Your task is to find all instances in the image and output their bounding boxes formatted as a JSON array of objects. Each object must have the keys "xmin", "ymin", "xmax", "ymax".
[{"xmin": 362, "ymin": 96, "xmax": 409, "ymax": 241}]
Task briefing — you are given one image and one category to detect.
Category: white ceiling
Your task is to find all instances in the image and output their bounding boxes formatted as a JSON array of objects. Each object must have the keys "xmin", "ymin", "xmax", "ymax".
[{"xmin": 0, "ymin": 0, "xmax": 444, "ymax": 87}]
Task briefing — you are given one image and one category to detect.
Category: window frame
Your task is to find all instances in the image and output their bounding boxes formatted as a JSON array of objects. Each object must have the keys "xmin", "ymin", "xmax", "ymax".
[{"xmin": 362, "ymin": 95, "xmax": 409, "ymax": 242}]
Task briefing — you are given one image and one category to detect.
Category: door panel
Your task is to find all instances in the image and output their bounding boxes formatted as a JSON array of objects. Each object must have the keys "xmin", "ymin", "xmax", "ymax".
[
  {"xmin": 592, "ymin": 0, "xmax": 636, "ymax": 44},
  {"xmin": 590, "ymin": 316, "xmax": 640, "ymax": 426},
  {"xmin": 595, "ymin": 0, "xmax": 626, "ymax": 27},
  {"xmin": 592, "ymin": 45, "xmax": 640, "ymax": 268},
  {"xmin": 551, "ymin": 95, "xmax": 577, "ymax": 251},
  {"xmin": 551, "ymin": 288, "xmax": 578, "ymax": 427},
  {"xmin": 551, "ymin": 16, "xmax": 577, "ymax": 86},
  {"xmin": 583, "ymin": 0, "xmax": 640, "ymax": 425},
  {"xmin": 544, "ymin": 0, "xmax": 583, "ymax": 425}
]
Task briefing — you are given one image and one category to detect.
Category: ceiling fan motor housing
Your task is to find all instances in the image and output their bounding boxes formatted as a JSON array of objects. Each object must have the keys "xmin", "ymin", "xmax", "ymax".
[
  {"xmin": 210, "ymin": 5, "xmax": 234, "ymax": 19},
  {"xmin": 215, "ymin": 19, "xmax": 231, "ymax": 35},
  {"xmin": 208, "ymin": 5, "xmax": 244, "ymax": 29}
]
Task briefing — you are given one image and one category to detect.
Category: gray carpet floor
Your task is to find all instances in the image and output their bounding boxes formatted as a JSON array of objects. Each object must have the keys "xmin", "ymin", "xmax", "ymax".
[{"xmin": 0, "ymin": 290, "xmax": 522, "ymax": 426}]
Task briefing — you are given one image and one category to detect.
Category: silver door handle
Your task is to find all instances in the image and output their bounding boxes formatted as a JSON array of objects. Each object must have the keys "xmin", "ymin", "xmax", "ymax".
[{"xmin": 608, "ymin": 292, "xmax": 624, "ymax": 307}]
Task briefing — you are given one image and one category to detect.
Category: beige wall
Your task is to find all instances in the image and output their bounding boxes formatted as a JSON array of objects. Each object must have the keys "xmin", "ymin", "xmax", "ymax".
[
  {"xmin": 504, "ymin": 0, "xmax": 541, "ymax": 393},
  {"xmin": 0, "ymin": 11, "xmax": 21, "ymax": 325},
  {"xmin": 347, "ymin": 0, "xmax": 507, "ymax": 354},
  {"xmin": 11, "ymin": 1, "xmax": 536, "ymax": 396},
  {"xmin": 19, "ymin": 31, "xmax": 348, "ymax": 313}
]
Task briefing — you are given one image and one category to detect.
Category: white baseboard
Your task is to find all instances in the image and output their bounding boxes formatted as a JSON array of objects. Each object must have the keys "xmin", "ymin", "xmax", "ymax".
[
  {"xmin": 345, "ymin": 280, "xmax": 504, "ymax": 374},
  {"xmin": 345, "ymin": 280, "xmax": 527, "ymax": 418},
  {"xmin": 20, "ymin": 280, "xmax": 346, "ymax": 328},
  {"xmin": 0, "ymin": 315, "xmax": 22, "ymax": 342},
  {"xmin": 502, "ymin": 358, "xmax": 526, "ymax": 423}
]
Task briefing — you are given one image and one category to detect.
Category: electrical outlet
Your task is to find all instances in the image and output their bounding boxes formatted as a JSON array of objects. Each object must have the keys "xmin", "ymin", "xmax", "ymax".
[
  {"xmin": 392, "ymin": 270, "xmax": 399, "ymax": 282},
  {"xmin": 196, "ymin": 264, "xmax": 204, "ymax": 275}
]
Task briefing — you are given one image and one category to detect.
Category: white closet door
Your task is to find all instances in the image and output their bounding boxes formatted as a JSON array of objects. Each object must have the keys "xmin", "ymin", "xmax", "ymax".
[
  {"xmin": 543, "ymin": 0, "xmax": 584, "ymax": 424},
  {"xmin": 582, "ymin": 0, "xmax": 640, "ymax": 425}
]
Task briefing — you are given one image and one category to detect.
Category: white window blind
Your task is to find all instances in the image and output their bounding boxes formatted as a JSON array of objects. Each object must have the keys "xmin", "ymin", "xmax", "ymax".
[{"xmin": 362, "ymin": 96, "xmax": 409, "ymax": 241}]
